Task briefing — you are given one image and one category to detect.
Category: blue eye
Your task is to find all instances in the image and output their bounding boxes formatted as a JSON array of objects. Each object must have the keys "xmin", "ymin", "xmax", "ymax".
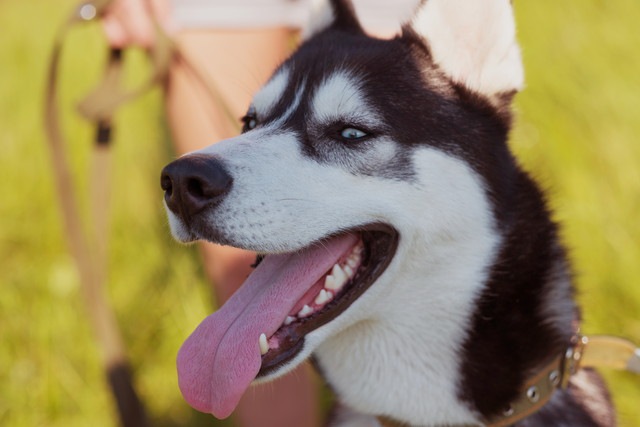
[
  {"xmin": 241, "ymin": 106, "xmax": 258, "ymax": 133},
  {"xmin": 340, "ymin": 127, "xmax": 367, "ymax": 140},
  {"xmin": 241, "ymin": 115, "xmax": 258, "ymax": 133}
]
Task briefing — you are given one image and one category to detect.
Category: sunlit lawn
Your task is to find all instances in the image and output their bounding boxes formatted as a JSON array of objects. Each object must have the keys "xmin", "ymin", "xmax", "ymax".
[{"xmin": 1, "ymin": 0, "xmax": 639, "ymax": 426}]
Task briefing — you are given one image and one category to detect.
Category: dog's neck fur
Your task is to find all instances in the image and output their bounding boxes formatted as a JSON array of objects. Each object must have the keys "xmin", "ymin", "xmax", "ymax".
[
  {"xmin": 312, "ymin": 148, "xmax": 501, "ymax": 425},
  {"xmin": 314, "ymin": 151, "xmax": 577, "ymax": 426},
  {"xmin": 460, "ymin": 166, "xmax": 578, "ymax": 417},
  {"xmin": 316, "ymin": 235, "xmax": 497, "ymax": 425}
]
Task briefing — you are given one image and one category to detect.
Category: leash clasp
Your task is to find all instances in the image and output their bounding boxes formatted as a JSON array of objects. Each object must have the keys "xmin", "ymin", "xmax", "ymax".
[
  {"xmin": 75, "ymin": 0, "xmax": 112, "ymax": 22},
  {"xmin": 559, "ymin": 334, "xmax": 588, "ymax": 388},
  {"xmin": 560, "ymin": 334, "xmax": 640, "ymax": 390}
]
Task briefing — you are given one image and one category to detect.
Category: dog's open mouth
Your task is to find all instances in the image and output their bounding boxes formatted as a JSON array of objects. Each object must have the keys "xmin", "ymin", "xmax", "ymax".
[{"xmin": 176, "ymin": 224, "xmax": 398, "ymax": 418}]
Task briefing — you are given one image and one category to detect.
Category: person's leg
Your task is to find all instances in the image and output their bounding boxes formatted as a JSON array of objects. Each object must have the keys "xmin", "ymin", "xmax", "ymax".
[
  {"xmin": 165, "ymin": 29, "xmax": 320, "ymax": 427},
  {"xmin": 165, "ymin": 29, "xmax": 291, "ymax": 303}
]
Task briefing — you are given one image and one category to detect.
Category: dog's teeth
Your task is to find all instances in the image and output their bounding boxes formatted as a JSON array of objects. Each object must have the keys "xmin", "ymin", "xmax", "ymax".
[
  {"xmin": 325, "ymin": 274, "xmax": 339, "ymax": 290},
  {"xmin": 284, "ymin": 316, "xmax": 295, "ymax": 326},
  {"xmin": 259, "ymin": 333, "xmax": 269, "ymax": 355},
  {"xmin": 343, "ymin": 265, "xmax": 354, "ymax": 278},
  {"xmin": 332, "ymin": 264, "xmax": 348, "ymax": 287},
  {"xmin": 325, "ymin": 264, "xmax": 348, "ymax": 291},
  {"xmin": 346, "ymin": 256, "xmax": 359, "ymax": 269},
  {"xmin": 298, "ymin": 305, "xmax": 313, "ymax": 318},
  {"xmin": 315, "ymin": 289, "xmax": 330, "ymax": 305}
]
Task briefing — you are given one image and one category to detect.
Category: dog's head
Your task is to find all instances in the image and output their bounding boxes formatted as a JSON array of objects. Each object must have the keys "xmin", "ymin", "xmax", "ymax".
[{"xmin": 162, "ymin": 0, "xmax": 524, "ymax": 422}]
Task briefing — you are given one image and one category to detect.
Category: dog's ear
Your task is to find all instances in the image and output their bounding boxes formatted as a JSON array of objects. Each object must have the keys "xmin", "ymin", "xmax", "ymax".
[
  {"xmin": 404, "ymin": 0, "xmax": 524, "ymax": 98},
  {"xmin": 302, "ymin": 0, "xmax": 364, "ymax": 39}
]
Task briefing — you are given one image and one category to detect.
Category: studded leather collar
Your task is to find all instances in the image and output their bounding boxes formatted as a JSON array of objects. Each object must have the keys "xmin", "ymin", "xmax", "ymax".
[{"xmin": 377, "ymin": 334, "xmax": 640, "ymax": 427}]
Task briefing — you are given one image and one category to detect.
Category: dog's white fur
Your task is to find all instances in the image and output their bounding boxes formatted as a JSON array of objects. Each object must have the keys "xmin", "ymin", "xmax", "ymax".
[
  {"xmin": 253, "ymin": 67, "xmax": 291, "ymax": 119},
  {"xmin": 311, "ymin": 71, "xmax": 379, "ymax": 126}
]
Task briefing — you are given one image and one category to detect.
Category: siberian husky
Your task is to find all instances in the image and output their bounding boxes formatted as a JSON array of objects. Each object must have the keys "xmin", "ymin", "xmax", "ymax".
[{"xmin": 160, "ymin": 0, "xmax": 615, "ymax": 425}]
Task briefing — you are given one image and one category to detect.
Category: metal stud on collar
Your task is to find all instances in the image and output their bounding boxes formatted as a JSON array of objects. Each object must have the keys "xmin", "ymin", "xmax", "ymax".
[
  {"xmin": 502, "ymin": 405, "xmax": 514, "ymax": 417},
  {"xmin": 549, "ymin": 369, "xmax": 560, "ymax": 387},
  {"xmin": 526, "ymin": 386, "xmax": 540, "ymax": 403},
  {"xmin": 560, "ymin": 335, "xmax": 588, "ymax": 388}
]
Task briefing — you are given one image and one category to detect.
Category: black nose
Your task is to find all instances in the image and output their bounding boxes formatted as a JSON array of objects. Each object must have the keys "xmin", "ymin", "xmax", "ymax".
[{"xmin": 160, "ymin": 155, "xmax": 232, "ymax": 218}]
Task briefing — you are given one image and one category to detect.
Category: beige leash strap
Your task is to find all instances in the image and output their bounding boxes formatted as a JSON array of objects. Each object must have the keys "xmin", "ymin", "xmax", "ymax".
[
  {"xmin": 580, "ymin": 335, "xmax": 640, "ymax": 373},
  {"xmin": 44, "ymin": 0, "xmax": 125, "ymax": 370},
  {"xmin": 76, "ymin": 18, "xmax": 174, "ymax": 123},
  {"xmin": 42, "ymin": 0, "xmax": 172, "ymax": 425},
  {"xmin": 45, "ymin": 0, "xmax": 240, "ymax": 424}
]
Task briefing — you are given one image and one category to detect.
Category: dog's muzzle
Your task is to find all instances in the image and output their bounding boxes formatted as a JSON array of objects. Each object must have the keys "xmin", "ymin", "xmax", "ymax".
[{"xmin": 160, "ymin": 154, "xmax": 232, "ymax": 220}]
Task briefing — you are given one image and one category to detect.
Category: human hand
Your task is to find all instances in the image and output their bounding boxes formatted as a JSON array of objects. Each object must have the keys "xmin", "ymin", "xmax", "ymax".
[{"xmin": 101, "ymin": 0, "xmax": 173, "ymax": 49}]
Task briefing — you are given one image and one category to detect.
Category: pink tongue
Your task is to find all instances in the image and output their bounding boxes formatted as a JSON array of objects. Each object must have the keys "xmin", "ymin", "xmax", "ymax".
[{"xmin": 177, "ymin": 234, "xmax": 358, "ymax": 418}]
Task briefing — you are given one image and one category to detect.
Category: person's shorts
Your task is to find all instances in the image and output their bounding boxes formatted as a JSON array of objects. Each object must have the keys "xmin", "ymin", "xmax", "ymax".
[{"xmin": 171, "ymin": 0, "xmax": 419, "ymax": 33}]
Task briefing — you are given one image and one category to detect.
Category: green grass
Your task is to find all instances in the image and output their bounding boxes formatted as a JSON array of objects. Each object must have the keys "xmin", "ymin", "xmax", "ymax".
[{"xmin": 1, "ymin": 0, "xmax": 639, "ymax": 426}]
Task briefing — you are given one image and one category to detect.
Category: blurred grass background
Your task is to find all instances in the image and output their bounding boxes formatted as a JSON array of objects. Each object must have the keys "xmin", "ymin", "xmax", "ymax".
[{"xmin": 1, "ymin": 0, "xmax": 638, "ymax": 426}]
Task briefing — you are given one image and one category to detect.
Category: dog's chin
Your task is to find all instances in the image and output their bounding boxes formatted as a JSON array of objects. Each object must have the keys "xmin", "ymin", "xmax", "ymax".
[{"xmin": 255, "ymin": 224, "xmax": 400, "ymax": 378}]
